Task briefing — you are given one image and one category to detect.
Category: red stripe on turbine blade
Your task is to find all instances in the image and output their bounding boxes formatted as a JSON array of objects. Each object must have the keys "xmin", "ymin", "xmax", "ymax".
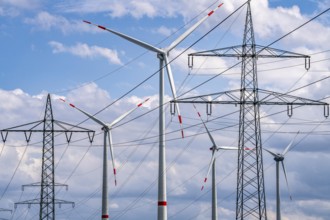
[
  {"xmin": 201, "ymin": 186, "xmax": 204, "ymax": 191},
  {"xmin": 181, "ymin": 130, "xmax": 184, "ymax": 139},
  {"xmin": 197, "ymin": 112, "xmax": 201, "ymax": 117},
  {"xmin": 138, "ymin": 97, "xmax": 150, "ymax": 107},
  {"xmin": 59, "ymin": 98, "xmax": 65, "ymax": 102},
  {"xmin": 204, "ymin": 178, "xmax": 207, "ymax": 183},
  {"xmin": 83, "ymin": 20, "xmax": 91, "ymax": 24},
  {"xmin": 113, "ymin": 169, "xmax": 116, "ymax": 175},
  {"xmin": 158, "ymin": 201, "xmax": 167, "ymax": 206},
  {"xmin": 69, "ymin": 103, "xmax": 75, "ymax": 108},
  {"xmin": 208, "ymin": 10, "xmax": 214, "ymax": 16},
  {"xmin": 178, "ymin": 115, "xmax": 183, "ymax": 124},
  {"xmin": 98, "ymin": 25, "xmax": 106, "ymax": 30},
  {"xmin": 244, "ymin": 147, "xmax": 251, "ymax": 150},
  {"xmin": 218, "ymin": 3, "xmax": 224, "ymax": 8},
  {"xmin": 102, "ymin": 214, "xmax": 109, "ymax": 218}
]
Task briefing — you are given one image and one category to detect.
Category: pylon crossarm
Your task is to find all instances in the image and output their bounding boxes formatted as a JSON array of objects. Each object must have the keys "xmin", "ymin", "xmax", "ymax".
[
  {"xmin": 54, "ymin": 199, "xmax": 75, "ymax": 208},
  {"xmin": 15, "ymin": 199, "xmax": 40, "ymax": 208},
  {"xmin": 188, "ymin": 44, "xmax": 310, "ymax": 59},
  {"xmin": 22, "ymin": 182, "xmax": 69, "ymax": 191},
  {"xmin": 0, "ymin": 208, "xmax": 12, "ymax": 213},
  {"xmin": 1, "ymin": 120, "xmax": 43, "ymax": 131},
  {"xmin": 54, "ymin": 120, "xmax": 95, "ymax": 132},
  {"xmin": 257, "ymin": 89, "xmax": 327, "ymax": 105},
  {"xmin": 172, "ymin": 89, "xmax": 327, "ymax": 106},
  {"xmin": 0, "ymin": 120, "xmax": 43, "ymax": 142},
  {"xmin": 171, "ymin": 89, "xmax": 241, "ymax": 104},
  {"xmin": 22, "ymin": 182, "xmax": 41, "ymax": 191},
  {"xmin": 15, "ymin": 198, "xmax": 74, "ymax": 208},
  {"xmin": 1, "ymin": 120, "xmax": 95, "ymax": 144},
  {"xmin": 188, "ymin": 44, "xmax": 310, "ymax": 70}
]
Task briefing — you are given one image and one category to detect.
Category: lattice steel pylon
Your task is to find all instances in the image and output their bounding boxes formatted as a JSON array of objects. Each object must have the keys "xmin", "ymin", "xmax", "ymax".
[
  {"xmin": 172, "ymin": 1, "xmax": 329, "ymax": 219},
  {"xmin": 236, "ymin": 2, "xmax": 267, "ymax": 219},
  {"xmin": 1, "ymin": 94, "xmax": 94, "ymax": 220}
]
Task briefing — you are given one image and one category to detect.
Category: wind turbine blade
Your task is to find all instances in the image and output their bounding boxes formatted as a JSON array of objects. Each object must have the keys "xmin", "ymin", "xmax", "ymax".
[
  {"xmin": 166, "ymin": 3, "xmax": 224, "ymax": 52},
  {"xmin": 107, "ymin": 98, "xmax": 150, "ymax": 128},
  {"xmin": 108, "ymin": 130, "xmax": 117, "ymax": 186},
  {"xmin": 263, "ymin": 147, "xmax": 278, "ymax": 158},
  {"xmin": 83, "ymin": 20, "xmax": 163, "ymax": 54},
  {"xmin": 282, "ymin": 131, "xmax": 300, "ymax": 155},
  {"xmin": 217, "ymin": 146, "xmax": 239, "ymax": 150},
  {"xmin": 281, "ymin": 161, "xmax": 292, "ymax": 200},
  {"xmin": 59, "ymin": 98, "xmax": 107, "ymax": 127},
  {"xmin": 201, "ymin": 149, "xmax": 216, "ymax": 191},
  {"xmin": 164, "ymin": 56, "xmax": 184, "ymax": 138},
  {"xmin": 192, "ymin": 104, "xmax": 217, "ymax": 190},
  {"xmin": 217, "ymin": 146, "xmax": 251, "ymax": 150},
  {"xmin": 192, "ymin": 104, "xmax": 217, "ymax": 147}
]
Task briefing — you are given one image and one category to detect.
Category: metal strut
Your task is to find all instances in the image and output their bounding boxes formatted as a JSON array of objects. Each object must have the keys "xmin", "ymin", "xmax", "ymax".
[
  {"xmin": 287, "ymin": 104, "xmax": 293, "ymax": 117},
  {"xmin": 170, "ymin": 101, "xmax": 176, "ymax": 115},
  {"xmin": 305, "ymin": 57, "xmax": 311, "ymax": 70},
  {"xmin": 324, "ymin": 104, "xmax": 329, "ymax": 118},
  {"xmin": 188, "ymin": 55, "xmax": 194, "ymax": 69},
  {"xmin": 206, "ymin": 102, "xmax": 212, "ymax": 116}
]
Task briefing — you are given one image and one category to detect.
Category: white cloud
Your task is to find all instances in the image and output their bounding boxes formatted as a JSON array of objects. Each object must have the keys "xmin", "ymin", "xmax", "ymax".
[
  {"xmin": 154, "ymin": 26, "xmax": 177, "ymax": 37},
  {"xmin": 0, "ymin": 6, "xmax": 19, "ymax": 17},
  {"xmin": 24, "ymin": 11, "xmax": 100, "ymax": 34},
  {"xmin": 130, "ymin": 1, "xmax": 156, "ymax": 18},
  {"xmin": 49, "ymin": 41, "xmax": 122, "ymax": 65},
  {"xmin": 0, "ymin": 0, "xmax": 40, "ymax": 10},
  {"xmin": 55, "ymin": 0, "xmax": 223, "ymax": 20},
  {"xmin": 0, "ymin": 77, "xmax": 329, "ymax": 219}
]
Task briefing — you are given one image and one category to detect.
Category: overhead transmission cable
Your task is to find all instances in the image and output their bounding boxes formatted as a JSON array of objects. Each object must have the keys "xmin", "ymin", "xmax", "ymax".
[
  {"xmin": 53, "ymin": 0, "xmax": 221, "ymax": 95},
  {"xmin": 7, "ymin": 3, "xmax": 330, "ymax": 218},
  {"xmin": 165, "ymin": 4, "xmax": 330, "ymax": 218},
  {"xmin": 0, "ymin": 143, "xmax": 29, "ymax": 200}
]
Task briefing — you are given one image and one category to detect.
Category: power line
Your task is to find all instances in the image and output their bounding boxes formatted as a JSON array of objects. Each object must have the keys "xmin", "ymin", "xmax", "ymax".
[{"xmin": 52, "ymin": 0, "xmax": 221, "ymax": 95}]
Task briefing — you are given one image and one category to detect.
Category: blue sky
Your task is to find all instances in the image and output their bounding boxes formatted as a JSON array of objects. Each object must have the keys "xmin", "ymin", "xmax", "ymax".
[{"xmin": 1, "ymin": 0, "xmax": 330, "ymax": 219}]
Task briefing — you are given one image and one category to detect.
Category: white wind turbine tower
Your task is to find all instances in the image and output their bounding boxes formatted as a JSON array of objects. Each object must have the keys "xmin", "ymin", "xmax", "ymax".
[
  {"xmin": 264, "ymin": 132, "xmax": 300, "ymax": 220},
  {"xmin": 84, "ymin": 3, "xmax": 224, "ymax": 220},
  {"xmin": 61, "ymin": 98, "xmax": 149, "ymax": 220},
  {"xmin": 193, "ymin": 105, "xmax": 247, "ymax": 220}
]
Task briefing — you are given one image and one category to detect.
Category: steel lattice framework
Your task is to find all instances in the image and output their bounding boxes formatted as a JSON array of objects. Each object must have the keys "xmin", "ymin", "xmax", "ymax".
[
  {"xmin": 41, "ymin": 93, "xmax": 57, "ymax": 219},
  {"xmin": 1, "ymin": 94, "xmax": 94, "ymax": 220},
  {"xmin": 172, "ymin": 1, "xmax": 329, "ymax": 219}
]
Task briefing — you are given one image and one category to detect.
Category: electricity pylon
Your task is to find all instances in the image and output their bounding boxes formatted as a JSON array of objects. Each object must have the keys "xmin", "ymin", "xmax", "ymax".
[
  {"xmin": 0, "ymin": 94, "xmax": 94, "ymax": 220},
  {"xmin": 172, "ymin": 1, "xmax": 329, "ymax": 219}
]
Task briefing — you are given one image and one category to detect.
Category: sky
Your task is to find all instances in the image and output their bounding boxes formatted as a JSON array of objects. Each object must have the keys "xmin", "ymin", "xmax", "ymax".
[{"xmin": 0, "ymin": 0, "xmax": 330, "ymax": 219}]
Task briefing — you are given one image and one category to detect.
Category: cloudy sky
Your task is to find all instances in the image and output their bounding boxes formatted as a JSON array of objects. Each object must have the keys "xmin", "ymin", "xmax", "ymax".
[{"xmin": 0, "ymin": 0, "xmax": 330, "ymax": 219}]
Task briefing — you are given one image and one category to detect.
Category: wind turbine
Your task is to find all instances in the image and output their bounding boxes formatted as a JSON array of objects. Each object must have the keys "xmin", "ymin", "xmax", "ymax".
[
  {"xmin": 193, "ymin": 104, "xmax": 246, "ymax": 220},
  {"xmin": 61, "ymin": 98, "xmax": 149, "ymax": 220},
  {"xmin": 263, "ymin": 132, "xmax": 299, "ymax": 220},
  {"xmin": 84, "ymin": 3, "xmax": 224, "ymax": 220}
]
